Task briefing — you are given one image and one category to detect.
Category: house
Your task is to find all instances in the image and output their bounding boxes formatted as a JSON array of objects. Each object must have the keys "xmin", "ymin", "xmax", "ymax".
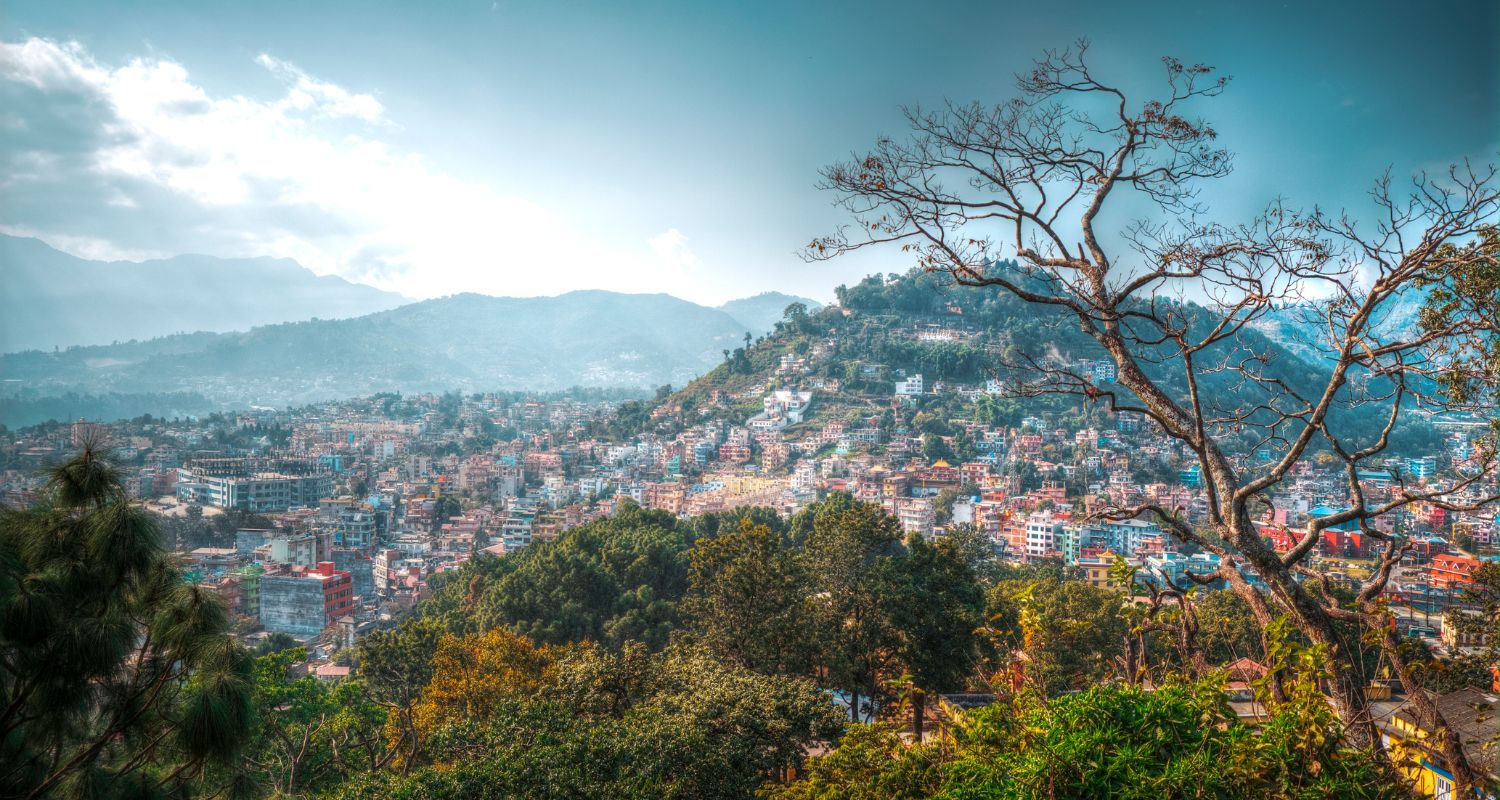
[
  {"xmin": 1431, "ymin": 554, "xmax": 1481, "ymax": 592},
  {"xmin": 1222, "ymin": 658, "xmax": 1272, "ymax": 726},
  {"xmin": 895, "ymin": 374, "xmax": 924, "ymax": 396},
  {"xmin": 1376, "ymin": 686, "xmax": 1498, "ymax": 797}
]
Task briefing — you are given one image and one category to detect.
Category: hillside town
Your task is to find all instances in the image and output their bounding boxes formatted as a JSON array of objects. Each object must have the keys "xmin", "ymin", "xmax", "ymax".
[{"xmin": 4, "ymin": 363, "xmax": 1494, "ymax": 691}]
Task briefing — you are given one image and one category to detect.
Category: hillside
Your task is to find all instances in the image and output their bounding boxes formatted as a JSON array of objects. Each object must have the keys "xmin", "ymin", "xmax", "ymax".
[
  {"xmin": 0, "ymin": 235, "xmax": 410, "ymax": 353},
  {"xmin": 635, "ymin": 268, "xmax": 1433, "ymax": 458},
  {"xmin": 718, "ymin": 292, "xmax": 822, "ymax": 336},
  {"xmin": 1250, "ymin": 288, "xmax": 1434, "ymax": 366},
  {"xmin": 0, "ymin": 291, "xmax": 752, "ymax": 424}
]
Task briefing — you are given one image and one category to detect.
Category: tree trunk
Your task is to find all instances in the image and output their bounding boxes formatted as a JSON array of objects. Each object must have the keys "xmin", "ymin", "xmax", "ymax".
[
  {"xmin": 1372, "ymin": 610, "xmax": 1481, "ymax": 790},
  {"xmin": 912, "ymin": 690, "xmax": 925, "ymax": 742}
]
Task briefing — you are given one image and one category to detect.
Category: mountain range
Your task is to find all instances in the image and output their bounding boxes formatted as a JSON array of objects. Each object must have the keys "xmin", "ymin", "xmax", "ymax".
[
  {"xmin": 0, "ymin": 235, "xmax": 410, "ymax": 352},
  {"xmin": 0, "ymin": 239, "xmax": 821, "ymax": 425}
]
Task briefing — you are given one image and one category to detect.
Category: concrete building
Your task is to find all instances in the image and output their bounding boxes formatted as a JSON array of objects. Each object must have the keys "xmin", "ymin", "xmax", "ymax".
[
  {"xmin": 895, "ymin": 374, "xmax": 924, "ymax": 396},
  {"xmin": 259, "ymin": 562, "xmax": 356, "ymax": 635},
  {"xmin": 1024, "ymin": 511, "xmax": 1063, "ymax": 559},
  {"xmin": 175, "ymin": 457, "xmax": 333, "ymax": 512}
]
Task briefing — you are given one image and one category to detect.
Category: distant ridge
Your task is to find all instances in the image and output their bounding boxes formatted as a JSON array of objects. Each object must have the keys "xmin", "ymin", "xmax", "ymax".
[
  {"xmin": 0, "ymin": 290, "xmax": 761, "ymax": 423},
  {"xmin": 0, "ymin": 235, "xmax": 409, "ymax": 353},
  {"xmin": 718, "ymin": 292, "xmax": 822, "ymax": 336}
]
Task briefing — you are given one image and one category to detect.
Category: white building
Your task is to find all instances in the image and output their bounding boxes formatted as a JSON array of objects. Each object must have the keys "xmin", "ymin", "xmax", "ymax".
[
  {"xmin": 1023, "ymin": 511, "xmax": 1062, "ymax": 558},
  {"xmin": 895, "ymin": 374, "xmax": 924, "ymax": 396}
]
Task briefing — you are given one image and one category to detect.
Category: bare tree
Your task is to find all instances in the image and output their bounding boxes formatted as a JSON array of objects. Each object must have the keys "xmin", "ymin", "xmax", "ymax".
[{"xmin": 807, "ymin": 41, "xmax": 1498, "ymax": 783}]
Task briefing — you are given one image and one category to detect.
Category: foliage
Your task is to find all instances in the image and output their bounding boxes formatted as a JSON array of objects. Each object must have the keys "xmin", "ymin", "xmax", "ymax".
[
  {"xmin": 0, "ymin": 447, "xmax": 253, "ymax": 798},
  {"xmin": 883, "ymin": 535, "xmax": 984, "ymax": 737},
  {"xmin": 409, "ymin": 629, "xmax": 560, "ymax": 745},
  {"xmin": 469, "ymin": 504, "xmax": 689, "ymax": 649},
  {"xmin": 774, "ymin": 677, "xmax": 1413, "ymax": 800},
  {"xmin": 334, "ymin": 641, "xmax": 844, "ymax": 800},
  {"xmin": 230, "ymin": 647, "xmax": 389, "ymax": 795},
  {"xmin": 683, "ymin": 519, "xmax": 821, "ymax": 675},
  {"xmin": 985, "ymin": 576, "xmax": 1130, "ymax": 695}
]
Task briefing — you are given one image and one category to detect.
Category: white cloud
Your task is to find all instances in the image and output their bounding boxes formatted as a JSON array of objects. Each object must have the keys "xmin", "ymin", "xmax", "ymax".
[
  {"xmin": 254, "ymin": 53, "xmax": 385, "ymax": 122},
  {"xmin": 0, "ymin": 37, "xmax": 686, "ymax": 300},
  {"xmin": 648, "ymin": 227, "xmax": 701, "ymax": 273}
]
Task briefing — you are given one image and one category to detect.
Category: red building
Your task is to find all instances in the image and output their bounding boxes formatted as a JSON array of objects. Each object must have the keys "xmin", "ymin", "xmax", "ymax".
[
  {"xmin": 1430, "ymin": 554, "xmax": 1481, "ymax": 591},
  {"xmin": 306, "ymin": 562, "xmax": 356, "ymax": 625},
  {"xmin": 1258, "ymin": 523, "xmax": 1373, "ymax": 558},
  {"xmin": 259, "ymin": 561, "xmax": 354, "ymax": 635}
]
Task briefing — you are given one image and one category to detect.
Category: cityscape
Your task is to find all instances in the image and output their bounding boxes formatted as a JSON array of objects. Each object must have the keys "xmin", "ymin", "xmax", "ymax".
[{"xmin": 0, "ymin": 2, "xmax": 1496, "ymax": 798}]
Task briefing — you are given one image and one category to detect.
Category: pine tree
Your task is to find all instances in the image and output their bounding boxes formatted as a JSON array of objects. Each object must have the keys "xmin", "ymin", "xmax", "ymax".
[{"xmin": 0, "ymin": 444, "xmax": 252, "ymax": 798}]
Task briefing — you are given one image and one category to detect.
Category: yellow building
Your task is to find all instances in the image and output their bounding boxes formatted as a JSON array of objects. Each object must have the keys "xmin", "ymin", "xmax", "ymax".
[{"xmin": 1375, "ymin": 686, "xmax": 1498, "ymax": 798}]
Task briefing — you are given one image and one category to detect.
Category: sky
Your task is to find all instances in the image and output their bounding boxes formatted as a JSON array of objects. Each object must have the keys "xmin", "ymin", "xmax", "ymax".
[{"xmin": 1, "ymin": 0, "xmax": 1496, "ymax": 306}]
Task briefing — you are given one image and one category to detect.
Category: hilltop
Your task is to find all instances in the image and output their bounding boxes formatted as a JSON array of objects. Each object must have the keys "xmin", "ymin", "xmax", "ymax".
[
  {"xmin": 717, "ymin": 292, "xmax": 822, "ymax": 336},
  {"xmin": 630, "ymin": 267, "xmax": 1433, "ymax": 461}
]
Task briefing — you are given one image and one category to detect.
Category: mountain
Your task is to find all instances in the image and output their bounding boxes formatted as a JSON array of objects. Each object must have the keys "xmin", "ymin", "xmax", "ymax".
[
  {"xmin": 0, "ymin": 235, "xmax": 409, "ymax": 353},
  {"xmin": 0, "ymin": 291, "xmax": 753, "ymax": 424},
  {"xmin": 718, "ymin": 292, "xmax": 821, "ymax": 336},
  {"xmin": 1250, "ymin": 289, "xmax": 1432, "ymax": 366}
]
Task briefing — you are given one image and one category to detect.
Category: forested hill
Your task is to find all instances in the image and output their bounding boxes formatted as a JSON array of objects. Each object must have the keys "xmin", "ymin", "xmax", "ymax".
[
  {"xmin": 627, "ymin": 268, "xmax": 1438, "ymax": 457},
  {"xmin": 0, "ymin": 291, "xmax": 755, "ymax": 425},
  {"xmin": 717, "ymin": 292, "xmax": 822, "ymax": 336}
]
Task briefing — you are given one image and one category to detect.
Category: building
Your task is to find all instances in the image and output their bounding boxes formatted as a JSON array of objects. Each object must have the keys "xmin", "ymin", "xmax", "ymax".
[
  {"xmin": 1430, "ymin": 554, "xmax": 1481, "ymax": 592},
  {"xmin": 175, "ymin": 457, "xmax": 333, "ymax": 512},
  {"xmin": 332, "ymin": 548, "xmax": 375, "ymax": 600},
  {"xmin": 1376, "ymin": 686, "xmax": 1499, "ymax": 797},
  {"xmin": 260, "ymin": 530, "xmax": 320, "ymax": 568},
  {"xmin": 318, "ymin": 498, "xmax": 382, "ymax": 551},
  {"xmin": 1024, "ymin": 511, "xmax": 1062, "ymax": 559},
  {"xmin": 259, "ymin": 562, "xmax": 356, "ymax": 635},
  {"xmin": 895, "ymin": 374, "xmax": 924, "ymax": 396}
]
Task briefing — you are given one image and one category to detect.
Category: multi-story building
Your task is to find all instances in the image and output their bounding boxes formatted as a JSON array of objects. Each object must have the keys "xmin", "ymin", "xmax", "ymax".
[
  {"xmin": 259, "ymin": 562, "xmax": 356, "ymax": 636},
  {"xmin": 318, "ymin": 498, "xmax": 381, "ymax": 551},
  {"xmin": 1024, "ymin": 511, "xmax": 1062, "ymax": 559},
  {"xmin": 175, "ymin": 457, "xmax": 333, "ymax": 512},
  {"xmin": 331, "ymin": 548, "xmax": 375, "ymax": 600},
  {"xmin": 1430, "ymin": 553, "xmax": 1481, "ymax": 592}
]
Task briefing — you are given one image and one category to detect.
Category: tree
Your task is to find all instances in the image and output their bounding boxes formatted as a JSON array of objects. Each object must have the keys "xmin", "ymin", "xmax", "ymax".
[
  {"xmin": 234, "ymin": 647, "xmax": 391, "ymax": 795},
  {"xmin": 784, "ymin": 302, "xmax": 811, "ymax": 334},
  {"xmin": 774, "ymin": 674, "xmax": 1413, "ymax": 800},
  {"xmin": 356, "ymin": 615, "xmax": 448, "ymax": 772},
  {"xmin": 409, "ymin": 629, "xmax": 558, "ymax": 750},
  {"xmin": 0, "ymin": 446, "xmax": 253, "ymax": 798},
  {"xmin": 334, "ymin": 642, "xmax": 843, "ymax": 800},
  {"xmin": 801, "ymin": 496, "xmax": 906, "ymax": 722},
  {"xmin": 807, "ymin": 40, "xmax": 1498, "ymax": 771},
  {"xmin": 255, "ymin": 630, "xmax": 302, "ymax": 656},
  {"xmin": 884, "ymin": 535, "xmax": 983, "ymax": 740},
  {"xmin": 986, "ymin": 576, "xmax": 1130, "ymax": 696},
  {"xmin": 682, "ymin": 520, "xmax": 820, "ymax": 676},
  {"xmin": 474, "ymin": 510, "xmax": 688, "ymax": 650}
]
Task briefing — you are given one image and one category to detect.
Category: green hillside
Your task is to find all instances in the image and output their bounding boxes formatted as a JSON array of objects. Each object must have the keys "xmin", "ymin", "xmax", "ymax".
[{"xmin": 638, "ymin": 267, "xmax": 1438, "ymax": 461}]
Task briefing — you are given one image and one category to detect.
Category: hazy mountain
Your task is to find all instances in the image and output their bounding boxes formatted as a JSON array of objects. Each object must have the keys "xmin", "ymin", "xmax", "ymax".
[
  {"xmin": 0, "ymin": 235, "xmax": 409, "ymax": 353},
  {"xmin": 0, "ymin": 291, "xmax": 754, "ymax": 423},
  {"xmin": 718, "ymin": 292, "xmax": 821, "ymax": 336},
  {"xmin": 1250, "ymin": 289, "xmax": 1432, "ymax": 365}
]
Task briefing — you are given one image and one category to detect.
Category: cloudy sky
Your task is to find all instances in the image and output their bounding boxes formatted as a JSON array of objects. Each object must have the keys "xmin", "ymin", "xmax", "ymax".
[{"xmin": 2, "ymin": 0, "xmax": 1495, "ymax": 305}]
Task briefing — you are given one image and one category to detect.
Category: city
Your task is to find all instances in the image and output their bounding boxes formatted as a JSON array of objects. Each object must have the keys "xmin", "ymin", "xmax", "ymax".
[{"xmin": 1, "ymin": 2, "xmax": 1496, "ymax": 798}]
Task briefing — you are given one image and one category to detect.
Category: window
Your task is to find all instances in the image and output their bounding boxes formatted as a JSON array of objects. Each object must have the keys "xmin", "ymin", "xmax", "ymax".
[{"xmin": 1434, "ymin": 774, "xmax": 1452, "ymax": 800}]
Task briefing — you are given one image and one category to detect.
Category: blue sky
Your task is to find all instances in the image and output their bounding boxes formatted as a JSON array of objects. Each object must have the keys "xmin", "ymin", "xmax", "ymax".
[{"xmin": 2, "ymin": 0, "xmax": 1495, "ymax": 304}]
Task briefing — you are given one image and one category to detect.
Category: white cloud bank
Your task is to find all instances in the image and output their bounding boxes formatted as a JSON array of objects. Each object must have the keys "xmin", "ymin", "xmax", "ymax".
[{"xmin": 0, "ymin": 37, "xmax": 700, "ymax": 300}]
